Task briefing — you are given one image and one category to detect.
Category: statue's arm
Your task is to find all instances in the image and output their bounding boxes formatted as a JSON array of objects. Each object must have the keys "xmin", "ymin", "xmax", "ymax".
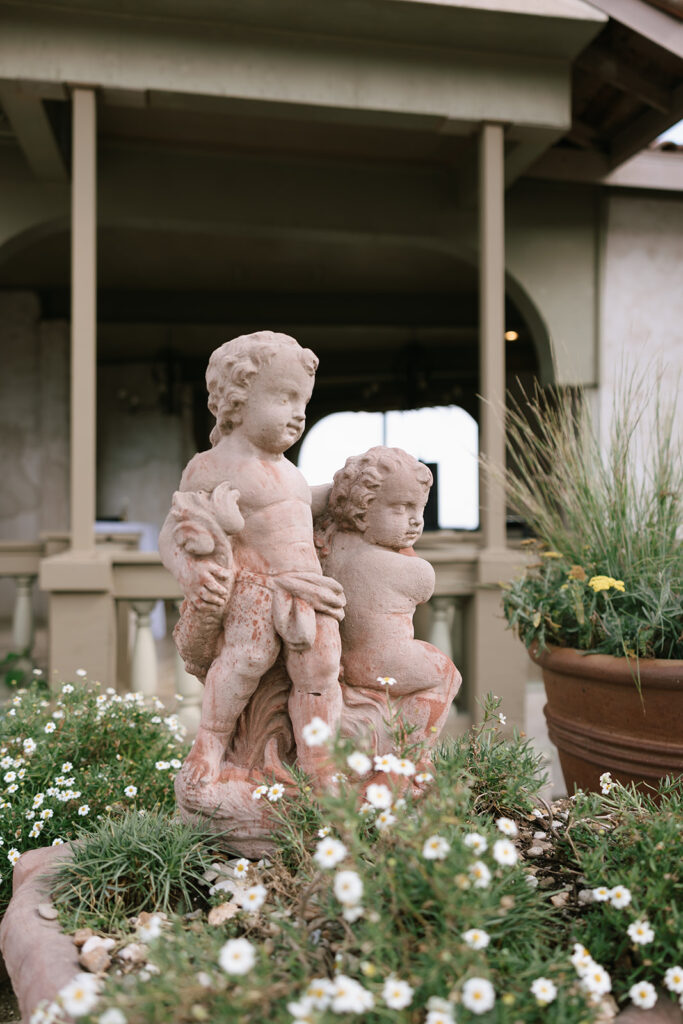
[{"xmin": 310, "ymin": 482, "xmax": 333, "ymax": 519}]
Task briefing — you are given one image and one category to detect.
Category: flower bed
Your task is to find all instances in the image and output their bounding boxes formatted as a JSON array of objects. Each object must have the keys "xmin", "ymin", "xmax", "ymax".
[{"xmin": 2, "ymin": 688, "xmax": 680, "ymax": 1024}]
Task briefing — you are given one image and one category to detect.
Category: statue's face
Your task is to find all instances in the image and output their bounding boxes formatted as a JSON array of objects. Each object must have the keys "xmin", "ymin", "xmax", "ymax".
[
  {"xmin": 239, "ymin": 350, "xmax": 314, "ymax": 454},
  {"xmin": 362, "ymin": 468, "xmax": 428, "ymax": 550}
]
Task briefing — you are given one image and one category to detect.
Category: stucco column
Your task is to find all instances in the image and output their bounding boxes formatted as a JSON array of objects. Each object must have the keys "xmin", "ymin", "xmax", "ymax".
[
  {"xmin": 468, "ymin": 122, "xmax": 529, "ymax": 731},
  {"xmin": 478, "ymin": 122, "xmax": 506, "ymax": 550},
  {"xmin": 70, "ymin": 87, "xmax": 97, "ymax": 551}
]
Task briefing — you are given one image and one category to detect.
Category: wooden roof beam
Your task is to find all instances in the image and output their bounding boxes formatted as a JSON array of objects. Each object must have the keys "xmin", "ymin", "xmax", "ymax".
[
  {"xmin": 0, "ymin": 84, "xmax": 67, "ymax": 181},
  {"xmin": 575, "ymin": 46, "xmax": 672, "ymax": 112}
]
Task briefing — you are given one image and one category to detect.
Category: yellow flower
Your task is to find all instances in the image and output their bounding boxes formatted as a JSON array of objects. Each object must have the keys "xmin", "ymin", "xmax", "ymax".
[
  {"xmin": 542, "ymin": 551, "xmax": 563, "ymax": 559},
  {"xmin": 588, "ymin": 575, "xmax": 625, "ymax": 593}
]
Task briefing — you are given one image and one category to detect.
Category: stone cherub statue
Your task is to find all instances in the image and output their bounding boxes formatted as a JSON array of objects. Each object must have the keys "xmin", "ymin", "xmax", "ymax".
[
  {"xmin": 316, "ymin": 447, "xmax": 461, "ymax": 774},
  {"xmin": 159, "ymin": 331, "xmax": 345, "ymax": 853},
  {"xmin": 160, "ymin": 332, "xmax": 460, "ymax": 853}
]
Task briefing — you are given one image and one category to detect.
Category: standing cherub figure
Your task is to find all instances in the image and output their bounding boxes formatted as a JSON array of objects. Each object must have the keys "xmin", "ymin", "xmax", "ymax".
[
  {"xmin": 316, "ymin": 447, "xmax": 461, "ymax": 764},
  {"xmin": 159, "ymin": 332, "xmax": 345, "ymax": 807}
]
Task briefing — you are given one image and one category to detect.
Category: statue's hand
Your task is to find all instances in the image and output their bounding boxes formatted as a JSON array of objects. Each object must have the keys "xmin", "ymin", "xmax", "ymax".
[{"xmin": 186, "ymin": 561, "xmax": 231, "ymax": 610}]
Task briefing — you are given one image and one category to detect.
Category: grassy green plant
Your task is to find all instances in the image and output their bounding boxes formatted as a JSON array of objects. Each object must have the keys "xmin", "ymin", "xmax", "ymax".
[
  {"xmin": 500, "ymin": 374, "xmax": 682, "ymax": 660},
  {"xmin": 51, "ymin": 808, "xmax": 230, "ymax": 932},
  {"xmin": 0, "ymin": 678, "xmax": 189, "ymax": 912}
]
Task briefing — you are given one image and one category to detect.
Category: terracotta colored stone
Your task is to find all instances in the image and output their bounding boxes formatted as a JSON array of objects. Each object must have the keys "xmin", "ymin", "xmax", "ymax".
[
  {"xmin": 0, "ymin": 844, "xmax": 79, "ymax": 1023},
  {"xmin": 160, "ymin": 332, "xmax": 459, "ymax": 853},
  {"xmin": 615, "ymin": 994, "xmax": 683, "ymax": 1024},
  {"xmin": 318, "ymin": 446, "xmax": 461, "ymax": 762},
  {"xmin": 79, "ymin": 944, "xmax": 111, "ymax": 974}
]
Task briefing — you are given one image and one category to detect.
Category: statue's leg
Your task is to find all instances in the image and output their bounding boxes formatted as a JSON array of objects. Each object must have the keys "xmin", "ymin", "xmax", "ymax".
[
  {"xmin": 184, "ymin": 587, "xmax": 281, "ymax": 786},
  {"xmin": 285, "ymin": 612, "xmax": 342, "ymax": 781}
]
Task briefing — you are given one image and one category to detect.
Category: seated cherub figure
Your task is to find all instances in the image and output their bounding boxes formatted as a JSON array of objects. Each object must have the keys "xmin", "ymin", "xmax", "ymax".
[{"xmin": 317, "ymin": 446, "xmax": 461, "ymax": 761}]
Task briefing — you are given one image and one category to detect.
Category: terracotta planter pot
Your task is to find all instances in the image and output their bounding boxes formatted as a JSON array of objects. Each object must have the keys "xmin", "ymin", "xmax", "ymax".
[{"xmin": 531, "ymin": 645, "xmax": 683, "ymax": 795}]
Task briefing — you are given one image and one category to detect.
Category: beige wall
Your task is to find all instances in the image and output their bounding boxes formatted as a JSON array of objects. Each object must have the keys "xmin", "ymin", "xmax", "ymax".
[
  {"xmin": 0, "ymin": 292, "xmax": 69, "ymax": 620},
  {"xmin": 598, "ymin": 193, "xmax": 683, "ymax": 445}
]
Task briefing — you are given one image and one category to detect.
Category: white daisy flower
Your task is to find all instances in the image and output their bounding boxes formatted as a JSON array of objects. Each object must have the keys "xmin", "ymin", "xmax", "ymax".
[
  {"xmin": 592, "ymin": 885, "xmax": 610, "ymax": 902},
  {"xmin": 58, "ymin": 973, "xmax": 99, "ymax": 1017},
  {"xmin": 463, "ymin": 832, "xmax": 488, "ymax": 854},
  {"xmin": 301, "ymin": 717, "xmax": 332, "ymax": 747},
  {"xmin": 570, "ymin": 943, "xmax": 593, "ymax": 974},
  {"xmin": 23, "ymin": 738, "xmax": 37, "ymax": 755},
  {"xmin": 581, "ymin": 963, "xmax": 611, "ymax": 996},
  {"xmin": 627, "ymin": 919, "xmax": 654, "ymax": 945},
  {"xmin": 342, "ymin": 904, "xmax": 364, "ymax": 922},
  {"xmin": 75, "ymin": 669, "xmax": 87, "ymax": 677},
  {"xmin": 52, "ymin": 838, "xmax": 65, "ymax": 846},
  {"xmin": 61, "ymin": 684, "xmax": 74, "ymax": 694},
  {"xmin": 267, "ymin": 783, "xmax": 285, "ymax": 802},
  {"xmin": 609, "ymin": 885, "xmax": 632, "ymax": 908},
  {"xmin": 393, "ymin": 758, "xmax": 415, "ymax": 777},
  {"xmin": 664, "ymin": 966, "xmax": 683, "ymax": 994},
  {"xmin": 530, "ymin": 977, "xmax": 558, "ymax": 1005},
  {"xmin": 492, "ymin": 839, "xmax": 518, "ymax": 866},
  {"xmin": 382, "ymin": 977, "xmax": 414, "ymax": 1009},
  {"xmin": 346, "ymin": 751, "xmax": 371, "ymax": 775},
  {"xmin": 374, "ymin": 754, "xmax": 398, "ymax": 773},
  {"xmin": 469, "ymin": 860, "xmax": 492, "ymax": 888},
  {"xmin": 330, "ymin": 975, "xmax": 374, "ymax": 1014},
  {"xmin": 313, "ymin": 836, "xmax": 347, "ymax": 869},
  {"xmin": 99, "ymin": 1009, "xmax": 127, "ymax": 1024},
  {"xmin": 8, "ymin": 848, "xmax": 21, "ymax": 865},
  {"xmin": 462, "ymin": 977, "xmax": 495, "ymax": 1014},
  {"xmin": 599, "ymin": 771, "xmax": 613, "ymax": 794},
  {"xmin": 426, "ymin": 1011, "xmax": 454, "ymax": 1024},
  {"xmin": 498, "ymin": 713, "xmax": 507, "ymax": 724},
  {"xmin": 305, "ymin": 978, "xmax": 334, "ymax": 1010},
  {"xmin": 376, "ymin": 810, "xmax": 396, "ymax": 831},
  {"xmin": 317, "ymin": 826, "xmax": 331, "ymax": 838},
  {"xmin": 124, "ymin": 785, "xmax": 137, "ymax": 798},
  {"xmin": 32, "ymin": 794, "xmax": 45, "ymax": 809},
  {"xmin": 629, "ymin": 981, "xmax": 657, "ymax": 1009},
  {"xmin": 415, "ymin": 771, "xmax": 434, "ymax": 783},
  {"xmin": 251, "ymin": 785, "xmax": 268, "ymax": 800},
  {"xmin": 77, "ymin": 804, "xmax": 90, "ymax": 816},
  {"xmin": 334, "ymin": 870, "xmax": 363, "ymax": 906},
  {"xmin": 218, "ymin": 937, "xmax": 256, "ymax": 975},
  {"xmin": 366, "ymin": 783, "xmax": 392, "ymax": 809},
  {"xmin": 3, "ymin": 771, "xmax": 16, "ymax": 784},
  {"xmin": 233, "ymin": 858, "xmax": 251, "ymax": 877},
  {"xmin": 463, "ymin": 928, "xmax": 490, "ymax": 950},
  {"xmin": 422, "ymin": 835, "xmax": 450, "ymax": 860},
  {"xmin": 155, "ymin": 761, "xmax": 170, "ymax": 771},
  {"xmin": 41, "ymin": 809, "xmax": 54, "ymax": 820},
  {"xmin": 495, "ymin": 817, "xmax": 518, "ymax": 837},
  {"xmin": 376, "ymin": 676, "xmax": 396, "ymax": 687},
  {"xmin": 44, "ymin": 723, "xmax": 56, "ymax": 734},
  {"xmin": 239, "ymin": 884, "xmax": 267, "ymax": 912}
]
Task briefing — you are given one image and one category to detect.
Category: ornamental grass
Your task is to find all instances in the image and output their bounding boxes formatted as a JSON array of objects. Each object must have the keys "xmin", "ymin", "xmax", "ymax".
[{"xmin": 500, "ymin": 372, "xmax": 682, "ymax": 659}]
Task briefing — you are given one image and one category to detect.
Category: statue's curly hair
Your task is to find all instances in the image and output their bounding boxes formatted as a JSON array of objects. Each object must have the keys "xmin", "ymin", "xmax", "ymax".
[
  {"xmin": 327, "ymin": 446, "xmax": 432, "ymax": 533},
  {"xmin": 206, "ymin": 331, "xmax": 318, "ymax": 446}
]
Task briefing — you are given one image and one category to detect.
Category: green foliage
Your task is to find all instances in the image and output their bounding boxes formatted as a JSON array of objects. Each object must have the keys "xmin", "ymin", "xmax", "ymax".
[
  {"xmin": 562, "ymin": 779, "xmax": 683, "ymax": 999},
  {"xmin": 0, "ymin": 679, "xmax": 189, "ymax": 912},
  {"xmin": 500, "ymin": 373, "xmax": 683, "ymax": 660},
  {"xmin": 52, "ymin": 809, "xmax": 229, "ymax": 932}
]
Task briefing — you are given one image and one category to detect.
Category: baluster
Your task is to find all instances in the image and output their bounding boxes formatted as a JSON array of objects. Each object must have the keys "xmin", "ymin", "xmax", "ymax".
[
  {"xmin": 429, "ymin": 596, "xmax": 454, "ymax": 660},
  {"xmin": 12, "ymin": 574, "xmax": 36, "ymax": 655},
  {"xmin": 130, "ymin": 600, "xmax": 158, "ymax": 697},
  {"xmin": 173, "ymin": 600, "xmax": 203, "ymax": 735}
]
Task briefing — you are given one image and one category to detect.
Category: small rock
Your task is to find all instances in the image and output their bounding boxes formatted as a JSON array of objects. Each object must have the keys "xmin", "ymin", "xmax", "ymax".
[
  {"xmin": 185, "ymin": 908, "xmax": 204, "ymax": 920},
  {"xmin": 82, "ymin": 935, "xmax": 116, "ymax": 954},
  {"xmin": 79, "ymin": 945, "xmax": 112, "ymax": 974},
  {"xmin": 539, "ymin": 876, "xmax": 555, "ymax": 889},
  {"xmin": 208, "ymin": 901, "xmax": 241, "ymax": 925},
  {"xmin": 37, "ymin": 902, "xmax": 58, "ymax": 920},
  {"xmin": 73, "ymin": 927, "xmax": 94, "ymax": 947},
  {"xmin": 578, "ymin": 889, "xmax": 595, "ymax": 905},
  {"xmin": 203, "ymin": 869, "xmax": 219, "ymax": 883},
  {"xmin": 117, "ymin": 942, "xmax": 149, "ymax": 964},
  {"xmin": 533, "ymin": 831, "xmax": 547, "ymax": 840},
  {"xmin": 550, "ymin": 891, "xmax": 570, "ymax": 908},
  {"xmin": 526, "ymin": 845, "xmax": 546, "ymax": 857}
]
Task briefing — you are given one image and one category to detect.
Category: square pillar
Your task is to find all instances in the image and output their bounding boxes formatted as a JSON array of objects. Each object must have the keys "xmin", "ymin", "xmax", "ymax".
[{"xmin": 70, "ymin": 87, "xmax": 97, "ymax": 551}]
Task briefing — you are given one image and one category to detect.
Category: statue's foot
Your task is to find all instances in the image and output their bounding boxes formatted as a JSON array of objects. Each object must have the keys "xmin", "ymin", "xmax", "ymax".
[{"xmin": 182, "ymin": 728, "xmax": 226, "ymax": 786}]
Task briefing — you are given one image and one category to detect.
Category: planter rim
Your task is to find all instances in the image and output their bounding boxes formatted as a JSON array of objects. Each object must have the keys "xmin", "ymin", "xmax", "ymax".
[{"xmin": 529, "ymin": 643, "xmax": 683, "ymax": 687}]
